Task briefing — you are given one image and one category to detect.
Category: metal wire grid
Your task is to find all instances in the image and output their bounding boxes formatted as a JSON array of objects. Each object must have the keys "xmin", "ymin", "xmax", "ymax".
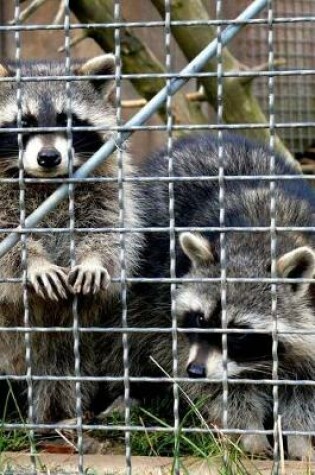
[
  {"xmin": 215, "ymin": 1, "xmax": 229, "ymax": 468},
  {"xmin": 113, "ymin": 1, "xmax": 132, "ymax": 471},
  {"xmin": 64, "ymin": 0, "xmax": 84, "ymax": 469},
  {"xmin": 231, "ymin": 0, "xmax": 315, "ymax": 155},
  {"xmin": 0, "ymin": 1, "xmax": 313, "ymax": 474},
  {"xmin": 267, "ymin": 0, "xmax": 279, "ymax": 465},
  {"xmin": 164, "ymin": 3, "xmax": 180, "ymax": 474},
  {"xmin": 13, "ymin": 2, "xmax": 36, "ymax": 473}
]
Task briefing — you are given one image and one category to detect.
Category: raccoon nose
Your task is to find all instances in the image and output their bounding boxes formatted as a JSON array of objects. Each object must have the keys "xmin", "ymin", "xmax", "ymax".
[
  {"xmin": 37, "ymin": 148, "xmax": 62, "ymax": 169},
  {"xmin": 187, "ymin": 362, "xmax": 206, "ymax": 379}
]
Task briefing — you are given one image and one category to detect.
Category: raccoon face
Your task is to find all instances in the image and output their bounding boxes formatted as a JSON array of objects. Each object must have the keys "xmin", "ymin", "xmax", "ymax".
[
  {"xmin": 0, "ymin": 55, "xmax": 115, "ymax": 177},
  {"xmin": 177, "ymin": 232, "xmax": 315, "ymax": 380}
]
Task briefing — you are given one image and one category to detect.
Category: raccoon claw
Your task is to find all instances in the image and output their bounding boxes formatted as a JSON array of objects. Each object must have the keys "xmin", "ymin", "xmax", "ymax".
[
  {"xmin": 68, "ymin": 264, "xmax": 110, "ymax": 295},
  {"xmin": 28, "ymin": 264, "xmax": 69, "ymax": 301}
]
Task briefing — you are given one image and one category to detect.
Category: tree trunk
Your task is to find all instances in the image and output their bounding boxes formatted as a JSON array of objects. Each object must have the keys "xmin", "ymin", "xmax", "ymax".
[
  {"xmin": 151, "ymin": 0, "xmax": 296, "ymax": 167},
  {"xmin": 69, "ymin": 0, "xmax": 208, "ymax": 127}
]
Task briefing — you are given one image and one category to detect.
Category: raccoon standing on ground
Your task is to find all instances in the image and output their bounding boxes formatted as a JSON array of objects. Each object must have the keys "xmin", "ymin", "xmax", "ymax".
[
  {"xmin": 103, "ymin": 134, "xmax": 315, "ymax": 460},
  {"xmin": 0, "ymin": 56, "xmax": 141, "ymax": 422}
]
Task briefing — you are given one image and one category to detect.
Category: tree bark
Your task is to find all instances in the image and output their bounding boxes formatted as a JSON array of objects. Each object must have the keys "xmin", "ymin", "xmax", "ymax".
[
  {"xmin": 151, "ymin": 0, "xmax": 296, "ymax": 167},
  {"xmin": 69, "ymin": 0, "xmax": 208, "ymax": 127}
]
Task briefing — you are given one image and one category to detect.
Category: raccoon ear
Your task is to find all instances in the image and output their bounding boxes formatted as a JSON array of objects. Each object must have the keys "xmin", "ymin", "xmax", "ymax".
[
  {"xmin": 277, "ymin": 246, "xmax": 315, "ymax": 297},
  {"xmin": 0, "ymin": 64, "xmax": 13, "ymax": 78},
  {"xmin": 180, "ymin": 232, "xmax": 214, "ymax": 266},
  {"xmin": 76, "ymin": 54, "xmax": 115, "ymax": 96}
]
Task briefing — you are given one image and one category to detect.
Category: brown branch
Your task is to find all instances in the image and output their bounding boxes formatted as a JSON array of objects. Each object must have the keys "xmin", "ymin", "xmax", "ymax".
[
  {"xmin": 239, "ymin": 58, "xmax": 287, "ymax": 85},
  {"xmin": 121, "ymin": 99, "xmax": 147, "ymax": 109},
  {"xmin": 186, "ymin": 88, "xmax": 205, "ymax": 102},
  {"xmin": 121, "ymin": 59, "xmax": 288, "ymax": 107},
  {"xmin": 69, "ymin": 0, "xmax": 208, "ymax": 128},
  {"xmin": 9, "ymin": 0, "xmax": 48, "ymax": 25},
  {"xmin": 53, "ymin": 1, "xmax": 66, "ymax": 25},
  {"xmin": 58, "ymin": 33, "xmax": 88, "ymax": 53},
  {"xmin": 122, "ymin": 90, "xmax": 205, "ymax": 108},
  {"xmin": 151, "ymin": 0, "xmax": 297, "ymax": 168},
  {"xmin": 300, "ymin": 164, "xmax": 315, "ymax": 174}
]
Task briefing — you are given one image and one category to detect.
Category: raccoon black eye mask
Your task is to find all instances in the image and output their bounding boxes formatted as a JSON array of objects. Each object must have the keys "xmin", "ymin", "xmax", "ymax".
[
  {"xmin": 182, "ymin": 309, "xmax": 283, "ymax": 364},
  {"xmin": 0, "ymin": 113, "xmax": 104, "ymax": 178}
]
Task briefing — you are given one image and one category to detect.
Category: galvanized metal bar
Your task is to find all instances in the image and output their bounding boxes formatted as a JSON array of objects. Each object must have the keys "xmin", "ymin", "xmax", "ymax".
[
  {"xmin": 14, "ymin": 2, "xmax": 37, "ymax": 471},
  {"xmin": 1, "ymin": 16, "xmax": 315, "ymax": 32},
  {"xmin": 64, "ymin": 0, "xmax": 84, "ymax": 470}
]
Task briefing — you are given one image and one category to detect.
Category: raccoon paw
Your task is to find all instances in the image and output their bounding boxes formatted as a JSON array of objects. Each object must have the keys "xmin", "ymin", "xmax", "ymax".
[
  {"xmin": 68, "ymin": 263, "xmax": 110, "ymax": 295},
  {"xmin": 240, "ymin": 433, "xmax": 272, "ymax": 457},
  {"xmin": 287, "ymin": 435, "xmax": 315, "ymax": 461},
  {"xmin": 95, "ymin": 396, "xmax": 140, "ymax": 423},
  {"xmin": 27, "ymin": 264, "xmax": 69, "ymax": 301}
]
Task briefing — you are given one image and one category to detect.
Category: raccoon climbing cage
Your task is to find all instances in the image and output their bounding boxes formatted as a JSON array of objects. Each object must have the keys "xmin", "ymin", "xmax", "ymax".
[{"xmin": 0, "ymin": 0, "xmax": 314, "ymax": 474}]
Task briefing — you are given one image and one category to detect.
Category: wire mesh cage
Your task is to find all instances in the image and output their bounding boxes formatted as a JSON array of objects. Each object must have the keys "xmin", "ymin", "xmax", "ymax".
[
  {"xmin": 0, "ymin": 1, "xmax": 314, "ymax": 474},
  {"xmin": 228, "ymin": 0, "xmax": 315, "ymax": 156}
]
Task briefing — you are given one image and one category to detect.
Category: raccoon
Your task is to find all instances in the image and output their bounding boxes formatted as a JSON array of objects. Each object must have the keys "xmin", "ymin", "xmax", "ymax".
[
  {"xmin": 102, "ymin": 134, "xmax": 315, "ymax": 460},
  {"xmin": 0, "ymin": 56, "xmax": 142, "ymax": 422}
]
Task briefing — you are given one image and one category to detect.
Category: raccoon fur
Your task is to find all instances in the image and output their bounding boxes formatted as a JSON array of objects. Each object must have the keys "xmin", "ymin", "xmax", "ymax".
[
  {"xmin": 0, "ymin": 56, "xmax": 142, "ymax": 423},
  {"xmin": 102, "ymin": 133, "xmax": 315, "ymax": 460}
]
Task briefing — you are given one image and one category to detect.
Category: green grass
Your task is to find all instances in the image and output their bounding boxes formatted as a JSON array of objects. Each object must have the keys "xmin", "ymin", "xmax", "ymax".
[
  {"xmin": 0, "ymin": 381, "xmax": 312, "ymax": 475},
  {"xmin": 0, "ymin": 382, "xmax": 266, "ymax": 474},
  {"xmin": 92, "ymin": 395, "xmax": 266, "ymax": 475},
  {"xmin": 0, "ymin": 428, "xmax": 29, "ymax": 452},
  {"xmin": 0, "ymin": 381, "xmax": 30, "ymax": 452}
]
